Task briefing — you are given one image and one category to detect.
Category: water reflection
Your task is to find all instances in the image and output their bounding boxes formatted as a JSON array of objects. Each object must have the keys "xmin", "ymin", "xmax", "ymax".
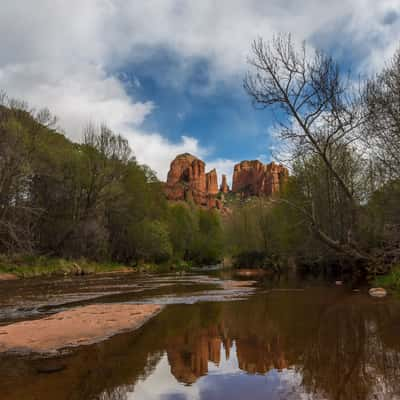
[{"xmin": 2, "ymin": 288, "xmax": 400, "ymax": 399}]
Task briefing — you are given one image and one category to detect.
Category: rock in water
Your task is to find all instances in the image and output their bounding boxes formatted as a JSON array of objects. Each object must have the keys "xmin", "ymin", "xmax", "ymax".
[{"xmin": 369, "ymin": 287, "xmax": 387, "ymax": 298}]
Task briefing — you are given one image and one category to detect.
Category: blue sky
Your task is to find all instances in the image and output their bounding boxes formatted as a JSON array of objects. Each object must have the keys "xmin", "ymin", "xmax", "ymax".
[
  {"xmin": 1, "ymin": 1, "xmax": 399, "ymax": 183},
  {"xmin": 118, "ymin": 56, "xmax": 273, "ymax": 162}
]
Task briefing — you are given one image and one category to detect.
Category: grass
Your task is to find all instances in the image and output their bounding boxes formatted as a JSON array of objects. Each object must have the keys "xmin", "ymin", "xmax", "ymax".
[
  {"xmin": 0, "ymin": 255, "xmax": 194, "ymax": 278},
  {"xmin": 0, "ymin": 255, "xmax": 131, "ymax": 278},
  {"xmin": 373, "ymin": 264, "xmax": 400, "ymax": 293}
]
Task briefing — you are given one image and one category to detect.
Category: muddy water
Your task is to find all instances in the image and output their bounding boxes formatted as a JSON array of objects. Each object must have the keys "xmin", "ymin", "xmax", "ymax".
[{"xmin": 1, "ymin": 273, "xmax": 400, "ymax": 400}]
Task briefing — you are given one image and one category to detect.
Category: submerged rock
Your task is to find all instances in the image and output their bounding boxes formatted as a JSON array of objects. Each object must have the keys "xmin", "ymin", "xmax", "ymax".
[{"xmin": 368, "ymin": 287, "xmax": 387, "ymax": 298}]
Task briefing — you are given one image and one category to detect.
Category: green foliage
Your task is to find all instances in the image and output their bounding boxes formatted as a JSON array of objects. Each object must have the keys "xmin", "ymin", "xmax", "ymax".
[
  {"xmin": 190, "ymin": 209, "xmax": 224, "ymax": 265},
  {"xmin": 223, "ymin": 182, "xmax": 309, "ymax": 268},
  {"xmin": 0, "ymin": 255, "xmax": 127, "ymax": 278},
  {"xmin": 167, "ymin": 203, "xmax": 224, "ymax": 266},
  {"xmin": 374, "ymin": 265, "xmax": 400, "ymax": 293},
  {"xmin": 134, "ymin": 220, "xmax": 172, "ymax": 263},
  {"xmin": 167, "ymin": 203, "xmax": 197, "ymax": 258},
  {"xmin": 0, "ymin": 102, "xmax": 226, "ymax": 270},
  {"xmin": 361, "ymin": 180, "xmax": 400, "ymax": 248}
]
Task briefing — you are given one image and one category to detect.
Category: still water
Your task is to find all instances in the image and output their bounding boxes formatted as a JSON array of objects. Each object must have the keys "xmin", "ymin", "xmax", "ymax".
[{"xmin": 1, "ymin": 274, "xmax": 400, "ymax": 400}]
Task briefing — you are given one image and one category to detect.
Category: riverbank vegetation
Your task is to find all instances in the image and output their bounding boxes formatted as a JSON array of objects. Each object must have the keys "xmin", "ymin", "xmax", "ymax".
[
  {"xmin": 1, "ymin": 34, "xmax": 399, "ymax": 283},
  {"xmin": 0, "ymin": 97, "xmax": 223, "ymax": 275},
  {"xmin": 235, "ymin": 34, "xmax": 400, "ymax": 277}
]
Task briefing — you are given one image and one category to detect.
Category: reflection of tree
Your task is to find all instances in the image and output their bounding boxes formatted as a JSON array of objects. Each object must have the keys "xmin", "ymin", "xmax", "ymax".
[
  {"xmin": 236, "ymin": 335, "xmax": 288, "ymax": 374},
  {"xmin": 300, "ymin": 301, "xmax": 400, "ymax": 399},
  {"xmin": 3, "ymin": 292, "xmax": 400, "ymax": 400},
  {"xmin": 162, "ymin": 292, "xmax": 400, "ymax": 400},
  {"xmin": 98, "ymin": 385, "xmax": 133, "ymax": 400}
]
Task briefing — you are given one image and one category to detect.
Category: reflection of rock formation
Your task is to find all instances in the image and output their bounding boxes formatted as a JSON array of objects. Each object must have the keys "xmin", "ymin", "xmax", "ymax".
[
  {"xmin": 232, "ymin": 160, "xmax": 288, "ymax": 197},
  {"xmin": 167, "ymin": 328, "xmax": 222, "ymax": 384},
  {"xmin": 6, "ymin": 286, "xmax": 400, "ymax": 400},
  {"xmin": 236, "ymin": 336, "xmax": 288, "ymax": 374},
  {"xmin": 166, "ymin": 323, "xmax": 290, "ymax": 384}
]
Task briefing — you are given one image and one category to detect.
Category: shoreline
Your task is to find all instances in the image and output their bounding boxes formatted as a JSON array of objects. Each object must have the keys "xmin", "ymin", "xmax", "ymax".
[{"xmin": 0, "ymin": 256, "xmax": 197, "ymax": 280}]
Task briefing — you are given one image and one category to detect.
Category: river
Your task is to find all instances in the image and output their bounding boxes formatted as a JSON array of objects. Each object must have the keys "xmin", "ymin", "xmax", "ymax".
[{"xmin": 0, "ymin": 271, "xmax": 399, "ymax": 400}]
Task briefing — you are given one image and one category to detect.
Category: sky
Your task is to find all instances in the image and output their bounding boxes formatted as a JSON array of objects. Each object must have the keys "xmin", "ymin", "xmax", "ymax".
[{"xmin": 0, "ymin": 1, "xmax": 399, "ymax": 184}]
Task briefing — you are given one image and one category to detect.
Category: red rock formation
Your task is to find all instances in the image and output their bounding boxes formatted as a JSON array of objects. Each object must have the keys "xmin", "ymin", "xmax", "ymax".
[
  {"xmin": 265, "ymin": 162, "xmax": 289, "ymax": 195},
  {"xmin": 165, "ymin": 153, "xmax": 208, "ymax": 206},
  {"xmin": 232, "ymin": 160, "xmax": 288, "ymax": 197},
  {"xmin": 165, "ymin": 153, "xmax": 221, "ymax": 208},
  {"xmin": 165, "ymin": 154, "xmax": 287, "ymax": 209},
  {"xmin": 206, "ymin": 169, "xmax": 218, "ymax": 195},
  {"xmin": 220, "ymin": 174, "xmax": 229, "ymax": 193}
]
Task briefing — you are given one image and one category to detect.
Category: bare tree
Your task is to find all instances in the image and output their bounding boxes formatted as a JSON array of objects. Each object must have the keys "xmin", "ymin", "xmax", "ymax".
[
  {"xmin": 365, "ymin": 46, "xmax": 400, "ymax": 181},
  {"xmin": 244, "ymin": 34, "xmax": 370, "ymax": 263}
]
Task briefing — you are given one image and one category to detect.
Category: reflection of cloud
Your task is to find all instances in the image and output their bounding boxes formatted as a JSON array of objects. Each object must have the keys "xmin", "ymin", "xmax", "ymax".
[
  {"xmin": 129, "ymin": 342, "xmax": 306, "ymax": 400},
  {"xmin": 128, "ymin": 354, "xmax": 201, "ymax": 400}
]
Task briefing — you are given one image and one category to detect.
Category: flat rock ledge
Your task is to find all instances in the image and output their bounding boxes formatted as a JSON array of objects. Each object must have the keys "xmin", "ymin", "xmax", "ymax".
[
  {"xmin": 221, "ymin": 280, "xmax": 257, "ymax": 289},
  {"xmin": 0, "ymin": 303, "xmax": 162, "ymax": 355},
  {"xmin": 0, "ymin": 273, "xmax": 18, "ymax": 281}
]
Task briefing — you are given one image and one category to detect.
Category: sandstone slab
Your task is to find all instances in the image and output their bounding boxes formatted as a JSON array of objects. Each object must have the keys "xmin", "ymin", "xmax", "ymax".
[{"xmin": 0, "ymin": 303, "xmax": 162, "ymax": 354}]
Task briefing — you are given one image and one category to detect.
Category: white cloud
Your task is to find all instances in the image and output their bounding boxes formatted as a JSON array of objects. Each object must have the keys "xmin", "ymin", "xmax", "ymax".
[
  {"xmin": 130, "ymin": 133, "xmax": 207, "ymax": 181},
  {"xmin": 0, "ymin": 0, "xmax": 398, "ymax": 179},
  {"xmin": 128, "ymin": 353, "xmax": 201, "ymax": 400}
]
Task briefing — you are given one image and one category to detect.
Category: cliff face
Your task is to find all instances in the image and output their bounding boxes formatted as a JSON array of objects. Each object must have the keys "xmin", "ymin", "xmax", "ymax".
[
  {"xmin": 165, "ymin": 154, "xmax": 288, "ymax": 209},
  {"xmin": 220, "ymin": 174, "xmax": 229, "ymax": 193},
  {"xmin": 206, "ymin": 169, "xmax": 219, "ymax": 195},
  {"xmin": 165, "ymin": 153, "xmax": 220, "ymax": 208},
  {"xmin": 232, "ymin": 160, "xmax": 288, "ymax": 197}
]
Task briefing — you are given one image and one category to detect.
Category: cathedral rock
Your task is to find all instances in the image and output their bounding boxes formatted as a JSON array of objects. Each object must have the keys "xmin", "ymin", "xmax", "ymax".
[
  {"xmin": 165, "ymin": 154, "xmax": 288, "ymax": 209},
  {"xmin": 165, "ymin": 153, "xmax": 221, "ymax": 209},
  {"xmin": 232, "ymin": 160, "xmax": 288, "ymax": 197}
]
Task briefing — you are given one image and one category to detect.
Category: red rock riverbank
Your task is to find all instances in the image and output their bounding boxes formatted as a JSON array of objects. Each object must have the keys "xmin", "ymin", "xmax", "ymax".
[{"xmin": 0, "ymin": 303, "xmax": 162, "ymax": 354}]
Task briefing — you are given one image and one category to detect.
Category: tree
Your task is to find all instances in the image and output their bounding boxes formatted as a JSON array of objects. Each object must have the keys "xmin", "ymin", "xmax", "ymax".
[
  {"xmin": 134, "ymin": 219, "xmax": 172, "ymax": 263},
  {"xmin": 244, "ymin": 34, "xmax": 370, "ymax": 265},
  {"xmin": 365, "ymin": 46, "xmax": 400, "ymax": 181},
  {"xmin": 167, "ymin": 203, "xmax": 197, "ymax": 260}
]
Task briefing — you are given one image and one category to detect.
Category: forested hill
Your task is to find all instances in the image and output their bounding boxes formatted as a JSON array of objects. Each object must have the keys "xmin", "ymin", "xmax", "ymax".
[{"xmin": 0, "ymin": 101, "xmax": 223, "ymax": 268}]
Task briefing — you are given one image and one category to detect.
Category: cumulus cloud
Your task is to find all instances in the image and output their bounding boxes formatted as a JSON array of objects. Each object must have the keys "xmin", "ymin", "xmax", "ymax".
[
  {"xmin": 129, "ymin": 133, "xmax": 207, "ymax": 181},
  {"xmin": 0, "ymin": 0, "xmax": 399, "ymax": 179}
]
